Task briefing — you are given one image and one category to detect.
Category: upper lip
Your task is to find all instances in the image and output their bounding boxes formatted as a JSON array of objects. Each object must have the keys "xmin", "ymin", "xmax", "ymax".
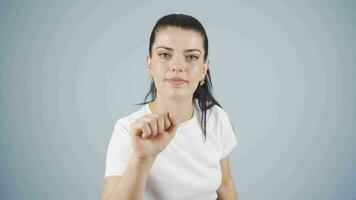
[{"xmin": 167, "ymin": 77, "xmax": 186, "ymax": 82}]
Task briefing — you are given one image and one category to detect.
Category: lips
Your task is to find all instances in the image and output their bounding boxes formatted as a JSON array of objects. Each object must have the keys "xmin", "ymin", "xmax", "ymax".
[{"xmin": 167, "ymin": 77, "xmax": 187, "ymax": 85}]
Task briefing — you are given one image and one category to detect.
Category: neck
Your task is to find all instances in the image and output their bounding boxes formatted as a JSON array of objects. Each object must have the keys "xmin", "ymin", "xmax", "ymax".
[{"xmin": 149, "ymin": 95, "xmax": 195, "ymax": 125}]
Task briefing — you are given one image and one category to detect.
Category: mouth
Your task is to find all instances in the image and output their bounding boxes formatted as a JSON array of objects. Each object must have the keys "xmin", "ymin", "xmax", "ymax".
[{"xmin": 166, "ymin": 77, "xmax": 187, "ymax": 86}]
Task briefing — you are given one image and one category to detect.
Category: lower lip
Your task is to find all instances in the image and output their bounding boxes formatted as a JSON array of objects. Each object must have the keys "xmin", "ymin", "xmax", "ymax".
[{"xmin": 167, "ymin": 79, "xmax": 186, "ymax": 85}]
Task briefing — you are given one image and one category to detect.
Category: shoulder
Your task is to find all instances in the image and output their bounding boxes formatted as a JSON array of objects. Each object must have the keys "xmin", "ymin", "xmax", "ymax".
[
  {"xmin": 205, "ymin": 104, "xmax": 236, "ymax": 136},
  {"xmin": 205, "ymin": 104, "xmax": 231, "ymax": 124}
]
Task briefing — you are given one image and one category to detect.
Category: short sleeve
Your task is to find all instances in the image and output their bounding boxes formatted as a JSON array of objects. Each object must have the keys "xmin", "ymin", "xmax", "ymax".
[
  {"xmin": 104, "ymin": 119, "xmax": 133, "ymax": 177},
  {"xmin": 220, "ymin": 110, "xmax": 238, "ymax": 159}
]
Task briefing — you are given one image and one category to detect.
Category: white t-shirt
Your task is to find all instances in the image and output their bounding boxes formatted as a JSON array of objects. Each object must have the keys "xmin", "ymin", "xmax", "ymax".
[{"xmin": 104, "ymin": 100, "xmax": 238, "ymax": 200}]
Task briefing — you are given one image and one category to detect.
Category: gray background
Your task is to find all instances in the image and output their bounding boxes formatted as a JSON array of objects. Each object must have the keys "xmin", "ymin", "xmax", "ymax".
[{"xmin": 1, "ymin": 0, "xmax": 355, "ymax": 199}]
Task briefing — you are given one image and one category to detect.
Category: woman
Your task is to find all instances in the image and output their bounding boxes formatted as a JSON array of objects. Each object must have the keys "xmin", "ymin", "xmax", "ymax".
[{"xmin": 101, "ymin": 13, "xmax": 238, "ymax": 200}]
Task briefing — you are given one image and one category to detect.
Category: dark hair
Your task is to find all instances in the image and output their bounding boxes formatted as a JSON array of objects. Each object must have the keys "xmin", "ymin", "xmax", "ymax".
[{"xmin": 136, "ymin": 13, "xmax": 221, "ymax": 141}]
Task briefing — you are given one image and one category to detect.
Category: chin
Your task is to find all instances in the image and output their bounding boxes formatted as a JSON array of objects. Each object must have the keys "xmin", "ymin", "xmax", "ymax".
[{"xmin": 164, "ymin": 90, "xmax": 189, "ymax": 100}]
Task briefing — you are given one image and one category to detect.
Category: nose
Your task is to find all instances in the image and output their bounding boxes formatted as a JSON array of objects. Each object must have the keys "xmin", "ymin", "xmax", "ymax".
[{"xmin": 169, "ymin": 57, "xmax": 184, "ymax": 72}]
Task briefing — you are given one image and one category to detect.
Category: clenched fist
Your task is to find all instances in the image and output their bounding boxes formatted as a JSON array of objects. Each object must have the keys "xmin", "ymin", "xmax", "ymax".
[{"xmin": 130, "ymin": 112, "xmax": 179, "ymax": 160}]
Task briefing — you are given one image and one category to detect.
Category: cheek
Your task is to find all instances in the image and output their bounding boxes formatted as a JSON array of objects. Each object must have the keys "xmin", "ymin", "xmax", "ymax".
[
  {"xmin": 187, "ymin": 65, "xmax": 203, "ymax": 82},
  {"xmin": 152, "ymin": 64, "xmax": 167, "ymax": 77}
]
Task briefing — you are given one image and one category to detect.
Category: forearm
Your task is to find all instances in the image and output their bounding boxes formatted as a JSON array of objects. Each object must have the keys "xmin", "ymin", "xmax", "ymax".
[
  {"xmin": 217, "ymin": 181, "xmax": 238, "ymax": 200},
  {"xmin": 107, "ymin": 155, "xmax": 156, "ymax": 200}
]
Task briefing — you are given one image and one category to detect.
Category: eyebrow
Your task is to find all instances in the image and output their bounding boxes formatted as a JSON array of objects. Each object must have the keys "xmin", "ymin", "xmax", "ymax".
[{"xmin": 155, "ymin": 46, "xmax": 202, "ymax": 54}]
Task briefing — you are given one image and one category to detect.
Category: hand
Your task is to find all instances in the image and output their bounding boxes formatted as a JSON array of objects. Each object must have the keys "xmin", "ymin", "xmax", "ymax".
[{"xmin": 130, "ymin": 112, "xmax": 179, "ymax": 160}]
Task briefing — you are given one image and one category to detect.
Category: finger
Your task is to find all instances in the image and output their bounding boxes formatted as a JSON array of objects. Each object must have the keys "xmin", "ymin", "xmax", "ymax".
[
  {"xmin": 163, "ymin": 112, "xmax": 171, "ymax": 130},
  {"xmin": 148, "ymin": 116, "xmax": 158, "ymax": 137},
  {"xmin": 141, "ymin": 121, "xmax": 152, "ymax": 139},
  {"xmin": 166, "ymin": 112, "xmax": 178, "ymax": 134},
  {"xmin": 157, "ymin": 113, "xmax": 165, "ymax": 133},
  {"xmin": 168, "ymin": 112, "xmax": 177, "ymax": 126},
  {"xmin": 131, "ymin": 122, "xmax": 143, "ymax": 137}
]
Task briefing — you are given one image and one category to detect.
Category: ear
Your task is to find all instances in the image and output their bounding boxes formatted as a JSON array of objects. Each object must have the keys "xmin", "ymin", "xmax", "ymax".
[
  {"xmin": 146, "ymin": 55, "xmax": 153, "ymax": 76},
  {"xmin": 201, "ymin": 59, "xmax": 210, "ymax": 80}
]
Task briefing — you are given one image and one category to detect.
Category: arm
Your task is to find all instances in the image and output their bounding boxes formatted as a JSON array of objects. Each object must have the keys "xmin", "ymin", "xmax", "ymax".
[
  {"xmin": 217, "ymin": 156, "xmax": 238, "ymax": 200},
  {"xmin": 101, "ymin": 112, "xmax": 178, "ymax": 200},
  {"xmin": 100, "ymin": 155, "xmax": 156, "ymax": 200}
]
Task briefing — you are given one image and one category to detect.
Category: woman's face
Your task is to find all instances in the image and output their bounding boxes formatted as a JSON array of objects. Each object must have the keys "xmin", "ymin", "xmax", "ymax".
[{"xmin": 147, "ymin": 26, "xmax": 209, "ymax": 101}]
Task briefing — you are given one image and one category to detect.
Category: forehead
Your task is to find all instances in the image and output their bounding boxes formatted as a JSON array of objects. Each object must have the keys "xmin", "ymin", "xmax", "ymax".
[{"xmin": 153, "ymin": 27, "xmax": 204, "ymax": 51}]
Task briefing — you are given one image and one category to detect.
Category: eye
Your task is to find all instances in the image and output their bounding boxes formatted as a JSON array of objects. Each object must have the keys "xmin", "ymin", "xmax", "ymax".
[
  {"xmin": 158, "ymin": 53, "xmax": 170, "ymax": 59},
  {"xmin": 186, "ymin": 55, "xmax": 199, "ymax": 61}
]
